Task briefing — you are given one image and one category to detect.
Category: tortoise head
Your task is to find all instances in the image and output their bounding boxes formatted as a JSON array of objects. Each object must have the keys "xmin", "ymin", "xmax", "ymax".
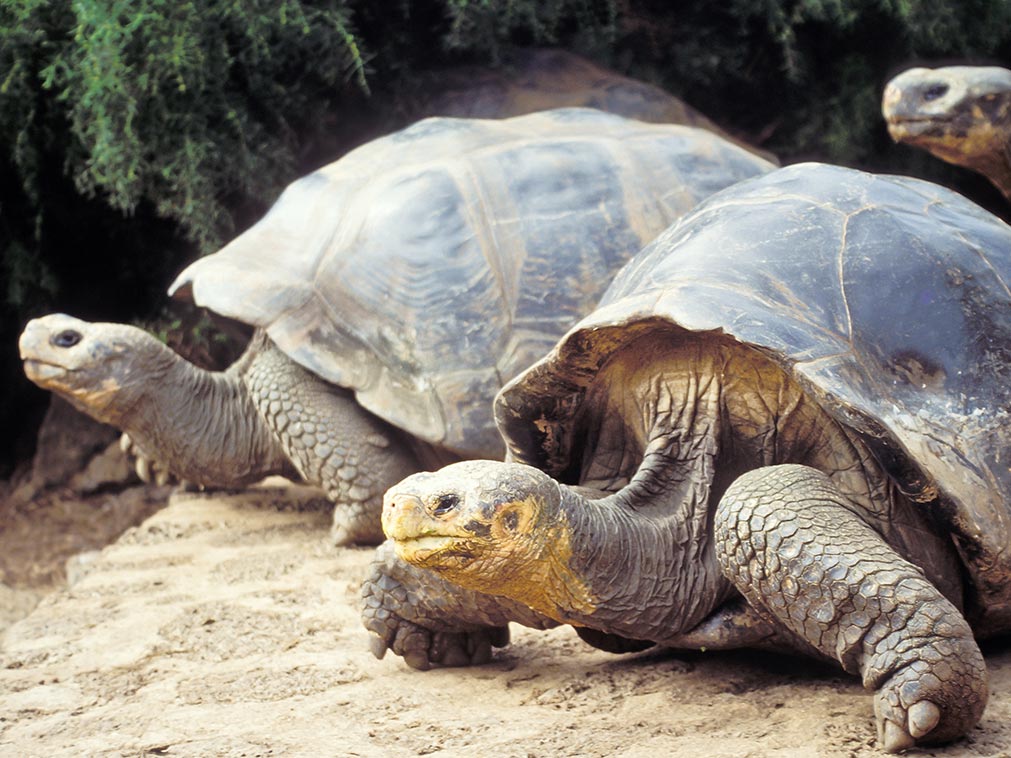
[
  {"xmin": 19, "ymin": 313, "xmax": 172, "ymax": 425},
  {"xmin": 383, "ymin": 460, "xmax": 566, "ymax": 594},
  {"xmin": 882, "ymin": 66, "xmax": 1011, "ymax": 172}
]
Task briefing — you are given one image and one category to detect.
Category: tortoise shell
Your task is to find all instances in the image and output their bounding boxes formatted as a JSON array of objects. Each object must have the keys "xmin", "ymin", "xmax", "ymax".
[
  {"xmin": 406, "ymin": 48, "xmax": 775, "ymax": 162},
  {"xmin": 496, "ymin": 162, "xmax": 1011, "ymax": 621},
  {"xmin": 169, "ymin": 108, "xmax": 773, "ymax": 458}
]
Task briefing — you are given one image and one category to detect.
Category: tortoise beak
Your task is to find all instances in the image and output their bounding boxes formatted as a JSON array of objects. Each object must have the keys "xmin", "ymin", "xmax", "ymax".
[
  {"xmin": 382, "ymin": 489, "xmax": 464, "ymax": 566},
  {"xmin": 882, "ymin": 82, "xmax": 902, "ymax": 113},
  {"xmin": 381, "ymin": 491, "xmax": 429, "ymax": 541},
  {"xmin": 20, "ymin": 317, "xmax": 74, "ymax": 384}
]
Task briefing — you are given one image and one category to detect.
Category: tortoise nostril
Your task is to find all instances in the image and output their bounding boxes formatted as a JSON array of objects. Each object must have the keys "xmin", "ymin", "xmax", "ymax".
[
  {"xmin": 432, "ymin": 493, "xmax": 460, "ymax": 516},
  {"xmin": 52, "ymin": 329, "xmax": 82, "ymax": 348},
  {"xmin": 923, "ymin": 83, "xmax": 949, "ymax": 101}
]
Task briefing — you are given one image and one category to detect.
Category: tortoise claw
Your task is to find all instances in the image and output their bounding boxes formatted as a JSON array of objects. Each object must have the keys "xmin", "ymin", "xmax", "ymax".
[
  {"xmin": 135, "ymin": 455, "xmax": 153, "ymax": 483},
  {"xmin": 872, "ymin": 651, "xmax": 986, "ymax": 752},
  {"xmin": 880, "ymin": 718, "xmax": 916, "ymax": 754},
  {"xmin": 908, "ymin": 701, "xmax": 941, "ymax": 739},
  {"xmin": 363, "ymin": 607, "xmax": 504, "ymax": 670},
  {"xmin": 877, "ymin": 698, "xmax": 942, "ymax": 750},
  {"xmin": 122, "ymin": 432, "xmax": 176, "ymax": 486},
  {"xmin": 368, "ymin": 633, "xmax": 389, "ymax": 661}
]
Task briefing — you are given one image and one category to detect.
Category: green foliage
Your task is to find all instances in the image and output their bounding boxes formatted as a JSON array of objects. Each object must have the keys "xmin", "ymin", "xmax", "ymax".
[
  {"xmin": 9, "ymin": 0, "xmax": 999, "ymax": 302},
  {"xmin": 606, "ymin": 0, "xmax": 1011, "ymax": 166},
  {"xmin": 441, "ymin": 0, "xmax": 619, "ymax": 60},
  {"xmin": 25, "ymin": 0, "xmax": 367, "ymax": 251},
  {"xmin": 143, "ymin": 303, "xmax": 249, "ymax": 371}
]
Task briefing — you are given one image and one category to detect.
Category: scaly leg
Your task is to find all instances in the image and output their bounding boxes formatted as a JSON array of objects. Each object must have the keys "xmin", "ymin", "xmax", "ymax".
[
  {"xmin": 245, "ymin": 338, "xmax": 424, "ymax": 545},
  {"xmin": 714, "ymin": 464, "xmax": 987, "ymax": 753}
]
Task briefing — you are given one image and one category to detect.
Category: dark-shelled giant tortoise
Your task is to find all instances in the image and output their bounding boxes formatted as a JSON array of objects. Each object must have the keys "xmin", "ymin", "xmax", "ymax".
[
  {"xmin": 19, "ymin": 107, "xmax": 773, "ymax": 545},
  {"xmin": 373, "ymin": 162, "xmax": 1011, "ymax": 751}
]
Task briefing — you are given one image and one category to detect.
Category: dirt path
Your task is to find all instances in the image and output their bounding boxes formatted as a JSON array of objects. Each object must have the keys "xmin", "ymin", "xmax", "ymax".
[{"xmin": 2, "ymin": 481, "xmax": 1009, "ymax": 757}]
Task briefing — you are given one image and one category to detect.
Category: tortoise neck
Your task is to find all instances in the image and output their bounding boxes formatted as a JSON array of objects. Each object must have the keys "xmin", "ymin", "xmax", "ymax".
[
  {"xmin": 978, "ymin": 99, "xmax": 1011, "ymax": 202},
  {"xmin": 544, "ymin": 445, "xmax": 732, "ymax": 642},
  {"xmin": 984, "ymin": 154, "xmax": 1011, "ymax": 203},
  {"xmin": 120, "ymin": 335, "xmax": 291, "ymax": 487}
]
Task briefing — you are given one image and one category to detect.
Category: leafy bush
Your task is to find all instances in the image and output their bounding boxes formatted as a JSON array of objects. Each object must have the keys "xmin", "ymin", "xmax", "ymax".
[{"xmin": 3, "ymin": 0, "xmax": 367, "ymax": 253}]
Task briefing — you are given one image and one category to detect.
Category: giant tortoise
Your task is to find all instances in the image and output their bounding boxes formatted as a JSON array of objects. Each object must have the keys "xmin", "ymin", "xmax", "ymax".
[
  {"xmin": 372, "ymin": 162, "xmax": 1011, "ymax": 751},
  {"xmin": 883, "ymin": 65, "xmax": 1011, "ymax": 204},
  {"xmin": 19, "ymin": 107, "xmax": 772, "ymax": 545}
]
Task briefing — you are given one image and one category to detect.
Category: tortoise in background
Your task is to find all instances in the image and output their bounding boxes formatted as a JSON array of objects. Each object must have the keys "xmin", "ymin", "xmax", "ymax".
[
  {"xmin": 883, "ymin": 65, "xmax": 1011, "ymax": 203},
  {"xmin": 405, "ymin": 47, "xmax": 775, "ymax": 162},
  {"xmin": 373, "ymin": 162, "xmax": 1011, "ymax": 751},
  {"xmin": 20, "ymin": 108, "xmax": 772, "ymax": 545}
]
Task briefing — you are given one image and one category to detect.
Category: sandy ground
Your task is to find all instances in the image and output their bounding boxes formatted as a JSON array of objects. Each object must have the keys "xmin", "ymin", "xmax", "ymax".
[{"xmin": 2, "ymin": 480, "xmax": 1010, "ymax": 758}]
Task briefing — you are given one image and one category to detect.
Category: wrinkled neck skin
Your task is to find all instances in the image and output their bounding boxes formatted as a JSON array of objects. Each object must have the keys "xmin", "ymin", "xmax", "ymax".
[
  {"xmin": 985, "ymin": 151, "xmax": 1011, "ymax": 202},
  {"xmin": 955, "ymin": 142, "xmax": 1011, "ymax": 203},
  {"xmin": 110, "ymin": 334, "xmax": 292, "ymax": 488},
  {"xmin": 916, "ymin": 122, "xmax": 1011, "ymax": 202},
  {"xmin": 503, "ymin": 331, "xmax": 922, "ymax": 645},
  {"xmin": 539, "ymin": 432, "xmax": 732, "ymax": 644}
]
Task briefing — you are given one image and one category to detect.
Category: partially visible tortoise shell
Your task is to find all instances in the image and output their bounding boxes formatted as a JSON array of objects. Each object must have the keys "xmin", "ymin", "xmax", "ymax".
[
  {"xmin": 405, "ymin": 48, "xmax": 775, "ymax": 163},
  {"xmin": 496, "ymin": 162, "xmax": 1011, "ymax": 624},
  {"xmin": 170, "ymin": 108, "xmax": 773, "ymax": 458}
]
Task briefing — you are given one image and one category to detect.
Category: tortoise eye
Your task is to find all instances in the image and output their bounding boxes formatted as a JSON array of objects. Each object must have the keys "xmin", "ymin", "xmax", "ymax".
[
  {"xmin": 432, "ymin": 493, "xmax": 460, "ymax": 516},
  {"xmin": 501, "ymin": 509, "xmax": 520, "ymax": 532},
  {"xmin": 923, "ymin": 83, "xmax": 949, "ymax": 101},
  {"xmin": 52, "ymin": 329, "xmax": 82, "ymax": 348}
]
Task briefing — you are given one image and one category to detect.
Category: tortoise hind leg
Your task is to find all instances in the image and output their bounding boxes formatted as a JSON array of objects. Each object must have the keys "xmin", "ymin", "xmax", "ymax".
[
  {"xmin": 715, "ymin": 464, "xmax": 987, "ymax": 753},
  {"xmin": 244, "ymin": 338, "xmax": 422, "ymax": 545}
]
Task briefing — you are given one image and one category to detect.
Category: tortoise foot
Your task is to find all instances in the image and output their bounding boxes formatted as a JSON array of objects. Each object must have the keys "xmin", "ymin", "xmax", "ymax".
[
  {"xmin": 121, "ymin": 432, "xmax": 175, "ymax": 486},
  {"xmin": 716, "ymin": 464, "xmax": 989, "ymax": 751},
  {"xmin": 365, "ymin": 611, "xmax": 509, "ymax": 671},
  {"xmin": 361, "ymin": 542, "xmax": 514, "ymax": 670},
  {"xmin": 330, "ymin": 511, "xmax": 385, "ymax": 547},
  {"xmin": 872, "ymin": 645, "xmax": 988, "ymax": 752}
]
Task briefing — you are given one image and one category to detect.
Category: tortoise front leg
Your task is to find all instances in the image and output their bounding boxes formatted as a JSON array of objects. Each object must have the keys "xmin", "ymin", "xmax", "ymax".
[
  {"xmin": 244, "ymin": 338, "xmax": 423, "ymax": 545},
  {"xmin": 362, "ymin": 542, "xmax": 559, "ymax": 670},
  {"xmin": 714, "ymin": 464, "xmax": 987, "ymax": 753}
]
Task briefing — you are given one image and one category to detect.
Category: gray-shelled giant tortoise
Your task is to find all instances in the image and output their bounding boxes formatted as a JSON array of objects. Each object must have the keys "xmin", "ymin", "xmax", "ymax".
[
  {"xmin": 883, "ymin": 65, "xmax": 1011, "ymax": 203},
  {"xmin": 372, "ymin": 162, "xmax": 1011, "ymax": 751},
  {"xmin": 19, "ymin": 108, "xmax": 773, "ymax": 545}
]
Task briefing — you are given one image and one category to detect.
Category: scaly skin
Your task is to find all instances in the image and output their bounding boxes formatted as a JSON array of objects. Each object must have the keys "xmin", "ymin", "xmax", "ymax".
[
  {"xmin": 19, "ymin": 314, "xmax": 432, "ymax": 545},
  {"xmin": 362, "ymin": 542, "xmax": 792, "ymax": 666},
  {"xmin": 382, "ymin": 459, "xmax": 988, "ymax": 751},
  {"xmin": 716, "ymin": 465, "xmax": 988, "ymax": 752},
  {"xmin": 243, "ymin": 335, "xmax": 423, "ymax": 545},
  {"xmin": 362, "ymin": 542, "xmax": 557, "ymax": 670}
]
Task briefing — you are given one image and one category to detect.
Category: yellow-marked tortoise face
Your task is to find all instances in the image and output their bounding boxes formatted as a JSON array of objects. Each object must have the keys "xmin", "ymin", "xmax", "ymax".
[
  {"xmin": 382, "ymin": 460, "xmax": 557, "ymax": 572},
  {"xmin": 382, "ymin": 459, "xmax": 597, "ymax": 619}
]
